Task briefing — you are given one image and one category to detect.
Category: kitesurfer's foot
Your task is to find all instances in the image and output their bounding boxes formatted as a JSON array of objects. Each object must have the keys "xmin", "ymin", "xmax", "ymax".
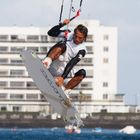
[
  {"xmin": 65, "ymin": 98, "xmax": 72, "ymax": 107},
  {"xmin": 42, "ymin": 57, "xmax": 52, "ymax": 69},
  {"xmin": 61, "ymin": 86, "xmax": 72, "ymax": 95},
  {"xmin": 64, "ymin": 89, "xmax": 72, "ymax": 107},
  {"xmin": 60, "ymin": 86, "xmax": 72, "ymax": 107},
  {"xmin": 64, "ymin": 89, "xmax": 72, "ymax": 95}
]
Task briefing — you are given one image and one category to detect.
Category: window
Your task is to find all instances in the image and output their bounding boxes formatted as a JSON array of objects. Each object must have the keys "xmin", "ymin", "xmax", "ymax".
[
  {"xmin": 103, "ymin": 46, "xmax": 109, "ymax": 52},
  {"xmin": 10, "ymin": 82, "xmax": 25, "ymax": 88},
  {"xmin": 0, "ymin": 93, "xmax": 7, "ymax": 100},
  {"xmin": 103, "ymin": 82, "xmax": 108, "ymax": 87},
  {"xmin": 26, "ymin": 81, "xmax": 36, "ymax": 88},
  {"xmin": 0, "ymin": 35, "xmax": 8, "ymax": 41},
  {"xmin": 84, "ymin": 58, "xmax": 92, "ymax": 63},
  {"xmin": 78, "ymin": 94, "xmax": 92, "ymax": 101},
  {"xmin": 1, "ymin": 106, "xmax": 7, "ymax": 111},
  {"xmin": 81, "ymin": 83, "xmax": 88, "ymax": 88},
  {"xmin": 40, "ymin": 47, "xmax": 47, "ymax": 53},
  {"xmin": 13, "ymin": 106, "xmax": 21, "ymax": 112},
  {"xmin": 86, "ymin": 35, "xmax": 94, "ymax": 42},
  {"xmin": 0, "ymin": 46, "xmax": 8, "ymax": 52},
  {"xmin": 103, "ymin": 94, "xmax": 108, "ymax": 100},
  {"xmin": 10, "ymin": 94, "xmax": 24, "ymax": 100},
  {"xmin": 86, "ymin": 46, "xmax": 93, "ymax": 54},
  {"xmin": 0, "ymin": 70, "xmax": 8, "ymax": 76},
  {"xmin": 115, "ymin": 95, "xmax": 123, "ymax": 100},
  {"xmin": 27, "ymin": 47, "xmax": 38, "ymax": 52},
  {"xmin": 0, "ymin": 58, "xmax": 8, "ymax": 64},
  {"xmin": 103, "ymin": 58, "xmax": 109, "ymax": 63},
  {"xmin": 41, "ymin": 35, "xmax": 47, "ymax": 42},
  {"xmin": 17, "ymin": 35, "xmax": 26, "ymax": 42},
  {"xmin": 80, "ymin": 82, "xmax": 92, "ymax": 88},
  {"xmin": 40, "ymin": 94, "xmax": 46, "ymax": 101},
  {"xmin": 26, "ymin": 94, "xmax": 38, "ymax": 100},
  {"xmin": 10, "ymin": 59, "xmax": 23, "ymax": 64},
  {"xmin": 11, "ymin": 47, "xmax": 25, "ymax": 53},
  {"xmin": 0, "ymin": 81, "xmax": 7, "ymax": 88},
  {"xmin": 86, "ymin": 70, "xmax": 93, "ymax": 77},
  {"xmin": 27, "ymin": 35, "xmax": 39, "ymax": 42},
  {"xmin": 103, "ymin": 35, "xmax": 109, "ymax": 40},
  {"xmin": 70, "ymin": 95, "xmax": 78, "ymax": 101},
  {"xmin": 79, "ymin": 58, "xmax": 93, "ymax": 65},
  {"xmin": 11, "ymin": 35, "xmax": 18, "ymax": 41},
  {"xmin": 49, "ymin": 37, "xmax": 60, "ymax": 42},
  {"xmin": 10, "ymin": 70, "xmax": 24, "ymax": 76}
]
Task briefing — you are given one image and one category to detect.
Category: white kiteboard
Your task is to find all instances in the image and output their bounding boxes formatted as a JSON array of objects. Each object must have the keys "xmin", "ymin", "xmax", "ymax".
[{"xmin": 20, "ymin": 50, "xmax": 83, "ymax": 127}]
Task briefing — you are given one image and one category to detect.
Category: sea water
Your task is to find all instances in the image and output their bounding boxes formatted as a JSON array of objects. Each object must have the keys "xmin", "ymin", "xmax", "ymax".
[{"xmin": 0, "ymin": 128, "xmax": 140, "ymax": 140}]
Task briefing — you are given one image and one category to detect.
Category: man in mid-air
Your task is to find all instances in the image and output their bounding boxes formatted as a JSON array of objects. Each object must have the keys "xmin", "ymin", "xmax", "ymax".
[{"xmin": 43, "ymin": 19, "xmax": 88, "ymax": 95}]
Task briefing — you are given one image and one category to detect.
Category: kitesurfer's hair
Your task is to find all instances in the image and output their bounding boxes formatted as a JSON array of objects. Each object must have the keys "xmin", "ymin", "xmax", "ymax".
[{"xmin": 74, "ymin": 24, "xmax": 88, "ymax": 40}]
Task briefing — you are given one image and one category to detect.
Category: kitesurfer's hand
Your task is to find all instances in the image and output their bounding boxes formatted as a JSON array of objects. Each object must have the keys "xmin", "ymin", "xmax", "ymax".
[
  {"xmin": 63, "ymin": 19, "xmax": 70, "ymax": 25},
  {"xmin": 55, "ymin": 76, "xmax": 64, "ymax": 86}
]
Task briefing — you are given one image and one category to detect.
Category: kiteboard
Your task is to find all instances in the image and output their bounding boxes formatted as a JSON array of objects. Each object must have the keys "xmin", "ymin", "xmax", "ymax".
[{"xmin": 20, "ymin": 50, "xmax": 83, "ymax": 127}]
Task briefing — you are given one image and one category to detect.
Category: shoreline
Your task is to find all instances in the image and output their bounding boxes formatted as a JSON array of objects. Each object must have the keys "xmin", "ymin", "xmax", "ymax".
[{"xmin": 0, "ymin": 112, "xmax": 140, "ymax": 129}]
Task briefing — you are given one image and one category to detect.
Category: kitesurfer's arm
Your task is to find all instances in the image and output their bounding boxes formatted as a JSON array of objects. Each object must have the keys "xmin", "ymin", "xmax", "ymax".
[
  {"xmin": 62, "ymin": 49, "xmax": 86, "ymax": 79},
  {"xmin": 48, "ymin": 19, "xmax": 70, "ymax": 37}
]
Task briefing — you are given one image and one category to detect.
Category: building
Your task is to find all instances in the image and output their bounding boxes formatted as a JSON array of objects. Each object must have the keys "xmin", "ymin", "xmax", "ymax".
[{"xmin": 0, "ymin": 20, "xmax": 126, "ymax": 115}]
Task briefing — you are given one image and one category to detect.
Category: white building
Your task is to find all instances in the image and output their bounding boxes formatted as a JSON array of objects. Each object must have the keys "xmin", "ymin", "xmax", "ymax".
[{"xmin": 0, "ymin": 20, "xmax": 126, "ymax": 114}]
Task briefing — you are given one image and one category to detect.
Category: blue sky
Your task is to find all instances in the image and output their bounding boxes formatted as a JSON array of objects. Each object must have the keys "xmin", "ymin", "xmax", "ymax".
[{"xmin": 0, "ymin": 0, "xmax": 140, "ymax": 105}]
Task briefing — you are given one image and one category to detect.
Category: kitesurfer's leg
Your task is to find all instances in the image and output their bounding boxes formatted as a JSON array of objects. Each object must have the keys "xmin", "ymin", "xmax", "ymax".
[
  {"xmin": 65, "ymin": 69, "xmax": 86, "ymax": 91},
  {"xmin": 60, "ymin": 69, "xmax": 86, "ymax": 107},
  {"xmin": 43, "ymin": 41, "xmax": 66, "ymax": 69}
]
